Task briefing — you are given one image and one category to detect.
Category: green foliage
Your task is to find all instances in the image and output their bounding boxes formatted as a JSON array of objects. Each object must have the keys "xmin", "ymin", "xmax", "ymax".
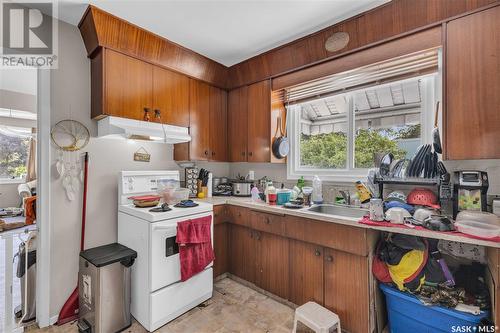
[
  {"xmin": 300, "ymin": 128, "xmax": 407, "ymax": 169},
  {"xmin": 0, "ymin": 133, "xmax": 29, "ymax": 179}
]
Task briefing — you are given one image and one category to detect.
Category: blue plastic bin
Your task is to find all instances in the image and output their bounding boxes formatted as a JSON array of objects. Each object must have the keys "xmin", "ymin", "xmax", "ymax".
[{"xmin": 380, "ymin": 284, "xmax": 489, "ymax": 333}]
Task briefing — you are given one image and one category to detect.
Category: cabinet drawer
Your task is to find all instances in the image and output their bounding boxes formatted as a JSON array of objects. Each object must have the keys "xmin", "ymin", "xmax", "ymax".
[
  {"xmin": 227, "ymin": 206, "xmax": 250, "ymax": 227},
  {"xmin": 285, "ymin": 216, "xmax": 368, "ymax": 256},
  {"xmin": 213, "ymin": 205, "xmax": 228, "ymax": 225},
  {"xmin": 250, "ymin": 210, "xmax": 285, "ymax": 236}
]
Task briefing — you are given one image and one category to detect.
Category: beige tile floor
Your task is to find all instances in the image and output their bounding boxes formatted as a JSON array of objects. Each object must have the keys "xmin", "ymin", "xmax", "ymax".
[{"xmin": 28, "ymin": 278, "xmax": 300, "ymax": 333}]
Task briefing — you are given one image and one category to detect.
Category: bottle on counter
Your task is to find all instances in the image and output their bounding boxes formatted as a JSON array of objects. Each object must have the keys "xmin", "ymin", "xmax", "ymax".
[
  {"xmin": 297, "ymin": 176, "xmax": 305, "ymax": 191},
  {"xmin": 265, "ymin": 181, "xmax": 276, "ymax": 205},
  {"xmin": 355, "ymin": 181, "xmax": 372, "ymax": 204},
  {"xmin": 312, "ymin": 175, "xmax": 323, "ymax": 204},
  {"xmin": 251, "ymin": 186, "xmax": 260, "ymax": 202}
]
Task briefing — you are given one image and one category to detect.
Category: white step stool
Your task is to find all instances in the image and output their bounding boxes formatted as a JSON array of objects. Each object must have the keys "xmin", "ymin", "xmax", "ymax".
[{"xmin": 292, "ymin": 302, "xmax": 341, "ymax": 333}]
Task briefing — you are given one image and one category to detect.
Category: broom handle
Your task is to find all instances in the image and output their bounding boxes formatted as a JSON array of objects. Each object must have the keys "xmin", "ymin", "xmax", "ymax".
[
  {"xmin": 434, "ymin": 101, "xmax": 440, "ymax": 128},
  {"xmin": 81, "ymin": 152, "xmax": 89, "ymax": 251}
]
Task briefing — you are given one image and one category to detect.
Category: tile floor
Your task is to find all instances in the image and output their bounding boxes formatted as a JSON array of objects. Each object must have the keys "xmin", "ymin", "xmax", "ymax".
[{"xmin": 28, "ymin": 278, "xmax": 300, "ymax": 332}]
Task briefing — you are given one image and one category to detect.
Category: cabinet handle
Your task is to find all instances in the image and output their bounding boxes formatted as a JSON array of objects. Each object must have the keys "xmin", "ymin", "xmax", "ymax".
[
  {"xmin": 143, "ymin": 108, "xmax": 151, "ymax": 122},
  {"xmin": 265, "ymin": 217, "xmax": 270, "ymax": 224},
  {"xmin": 212, "ymin": 151, "xmax": 216, "ymax": 156},
  {"xmin": 256, "ymin": 232, "xmax": 261, "ymax": 241},
  {"xmin": 250, "ymin": 231, "xmax": 254, "ymax": 239},
  {"xmin": 204, "ymin": 150, "xmax": 209, "ymax": 156},
  {"xmin": 315, "ymin": 250, "xmax": 321, "ymax": 257},
  {"xmin": 248, "ymin": 152, "xmax": 253, "ymax": 157},
  {"xmin": 154, "ymin": 109, "xmax": 161, "ymax": 121},
  {"xmin": 326, "ymin": 255, "xmax": 333, "ymax": 262}
]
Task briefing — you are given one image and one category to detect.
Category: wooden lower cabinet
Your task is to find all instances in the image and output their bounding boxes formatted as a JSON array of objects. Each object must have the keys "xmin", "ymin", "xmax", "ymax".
[
  {"xmin": 255, "ymin": 232, "xmax": 289, "ymax": 299},
  {"xmin": 213, "ymin": 223, "xmax": 229, "ymax": 277},
  {"xmin": 324, "ymin": 248, "xmax": 369, "ymax": 333},
  {"xmin": 229, "ymin": 225, "xmax": 257, "ymax": 284},
  {"xmin": 289, "ymin": 240, "xmax": 324, "ymax": 306}
]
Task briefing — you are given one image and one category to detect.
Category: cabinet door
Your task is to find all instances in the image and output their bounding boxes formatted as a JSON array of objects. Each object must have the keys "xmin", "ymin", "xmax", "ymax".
[
  {"xmin": 228, "ymin": 86, "xmax": 248, "ymax": 162},
  {"xmin": 104, "ymin": 49, "xmax": 153, "ymax": 121},
  {"xmin": 214, "ymin": 223, "xmax": 229, "ymax": 277},
  {"xmin": 247, "ymin": 80, "xmax": 271, "ymax": 162},
  {"xmin": 445, "ymin": 6, "xmax": 500, "ymax": 160},
  {"xmin": 255, "ymin": 231, "xmax": 289, "ymax": 299},
  {"xmin": 152, "ymin": 66, "xmax": 190, "ymax": 126},
  {"xmin": 188, "ymin": 79, "xmax": 210, "ymax": 160},
  {"xmin": 209, "ymin": 86, "xmax": 228, "ymax": 161},
  {"xmin": 324, "ymin": 248, "xmax": 369, "ymax": 333},
  {"xmin": 229, "ymin": 225, "xmax": 256, "ymax": 284},
  {"xmin": 289, "ymin": 240, "xmax": 324, "ymax": 306}
]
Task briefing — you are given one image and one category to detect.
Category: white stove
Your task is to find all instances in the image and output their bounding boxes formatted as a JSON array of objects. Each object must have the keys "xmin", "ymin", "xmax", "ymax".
[{"xmin": 117, "ymin": 171, "xmax": 213, "ymax": 332}]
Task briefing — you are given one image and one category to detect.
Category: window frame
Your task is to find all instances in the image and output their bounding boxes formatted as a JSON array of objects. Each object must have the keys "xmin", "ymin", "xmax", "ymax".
[
  {"xmin": 287, "ymin": 74, "xmax": 439, "ymax": 182},
  {"xmin": 0, "ymin": 125, "xmax": 33, "ymax": 184}
]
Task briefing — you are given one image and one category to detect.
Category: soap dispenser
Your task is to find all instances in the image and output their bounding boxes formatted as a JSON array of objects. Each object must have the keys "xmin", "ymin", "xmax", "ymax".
[{"xmin": 312, "ymin": 175, "xmax": 323, "ymax": 204}]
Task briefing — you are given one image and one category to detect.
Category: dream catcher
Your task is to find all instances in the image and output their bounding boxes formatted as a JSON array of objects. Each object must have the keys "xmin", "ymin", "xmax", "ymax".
[{"xmin": 51, "ymin": 120, "xmax": 90, "ymax": 201}]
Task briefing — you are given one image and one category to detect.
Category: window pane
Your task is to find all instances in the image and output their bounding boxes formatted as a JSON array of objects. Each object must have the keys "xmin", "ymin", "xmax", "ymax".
[
  {"xmin": 299, "ymin": 95, "xmax": 348, "ymax": 169},
  {"xmin": 353, "ymin": 80, "xmax": 422, "ymax": 169},
  {"xmin": 0, "ymin": 131, "xmax": 30, "ymax": 180}
]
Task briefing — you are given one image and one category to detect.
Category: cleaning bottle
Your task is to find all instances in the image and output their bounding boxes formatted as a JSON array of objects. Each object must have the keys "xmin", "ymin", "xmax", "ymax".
[
  {"xmin": 312, "ymin": 175, "xmax": 323, "ymax": 204},
  {"xmin": 297, "ymin": 176, "xmax": 305, "ymax": 190},
  {"xmin": 355, "ymin": 181, "xmax": 372, "ymax": 204}
]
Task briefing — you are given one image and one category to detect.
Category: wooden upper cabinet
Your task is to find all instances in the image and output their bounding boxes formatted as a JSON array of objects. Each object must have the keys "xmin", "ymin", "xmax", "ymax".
[
  {"xmin": 247, "ymin": 80, "xmax": 271, "ymax": 162},
  {"xmin": 152, "ymin": 66, "xmax": 190, "ymax": 126},
  {"xmin": 188, "ymin": 79, "xmax": 211, "ymax": 160},
  {"xmin": 323, "ymin": 248, "xmax": 369, "ymax": 333},
  {"xmin": 445, "ymin": 6, "xmax": 500, "ymax": 160},
  {"xmin": 228, "ymin": 86, "xmax": 249, "ymax": 162},
  {"xmin": 103, "ymin": 49, "xmax": 153, "ymax": 121},
  {"xmin": 209, "ymin": 86, "xmax": 228, "ymax": 161}
]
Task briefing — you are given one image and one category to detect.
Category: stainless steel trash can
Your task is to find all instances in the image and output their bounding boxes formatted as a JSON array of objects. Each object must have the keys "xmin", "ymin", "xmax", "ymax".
[{"xmin": 77, "ymin": 243, "xmax": 137, "ymax": 333}]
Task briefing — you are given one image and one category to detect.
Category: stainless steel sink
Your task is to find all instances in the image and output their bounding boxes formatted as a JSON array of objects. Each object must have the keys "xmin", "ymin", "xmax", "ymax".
[{"xmin": 307, "ymin": 204, "xmax": 368, "ymax": 219}]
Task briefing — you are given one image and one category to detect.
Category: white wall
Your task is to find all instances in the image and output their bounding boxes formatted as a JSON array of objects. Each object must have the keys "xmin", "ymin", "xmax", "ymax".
[
  {"xmin": 0, "ymin": 183, "xmax": 21, "ymax": 207},
  {"xmin": 48, "ymin": 20, "xmax": 181, "ymax": 317}
]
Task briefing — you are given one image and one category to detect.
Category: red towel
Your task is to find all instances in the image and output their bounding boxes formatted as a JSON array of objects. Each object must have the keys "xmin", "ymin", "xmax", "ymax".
[{"xmin": 176, "ymin": 216, "xmax": 214, "ymax": 281}]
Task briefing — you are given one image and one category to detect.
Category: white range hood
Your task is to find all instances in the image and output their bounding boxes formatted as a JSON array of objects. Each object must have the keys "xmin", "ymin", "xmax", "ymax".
[{"xmin": 97, "ymin": 116, "xmax": 191, "ymax": 143}]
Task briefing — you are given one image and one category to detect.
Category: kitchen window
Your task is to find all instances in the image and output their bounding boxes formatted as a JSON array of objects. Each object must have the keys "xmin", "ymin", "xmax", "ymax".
[
  {"xmin": 0, "ymin": 125, "xmax": 32, "ymax": 183},
  {"xmin": 286, "ymin": 49, "xmax": 441, "ymax": 182}
]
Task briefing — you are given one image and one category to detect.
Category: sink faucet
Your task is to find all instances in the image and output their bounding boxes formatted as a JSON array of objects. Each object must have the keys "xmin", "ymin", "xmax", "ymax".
[{"xmin": 339, "ymin": 190, "xmax": 350, "ymax": 205}]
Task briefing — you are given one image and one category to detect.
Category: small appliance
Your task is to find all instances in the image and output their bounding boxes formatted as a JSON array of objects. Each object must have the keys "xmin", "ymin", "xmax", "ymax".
[
  {"xmin": 453, "ymin": 171, "xmax": 489, "ymax": 218},
  {"xmin": 231, "ymin": 180, "xmax": 253, "ymax": 197}
]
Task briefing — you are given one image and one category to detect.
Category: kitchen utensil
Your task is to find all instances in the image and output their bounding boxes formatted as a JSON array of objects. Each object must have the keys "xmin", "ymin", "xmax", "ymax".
[
  {"xmin": 407, "ymin": 188, "xmax": 440, "ymax": 209},
  {"xmin": 276, "ymin": 189, "xmax": 292, "ymax": 205},
  {"xmin": 456, "ymin": 211, "xmax": 499, "ymax": 225},
  {"xmin": 413, "ymin": 208, "xmax": 435, "ymax": 222},
  {"xmin": 173, "ymin": 188, "xmax": 190, "ymax": 203},
  {"xmin": 432, "ymin": 101, "xmax": 442, "ymax": 154},
  {"xmin": 386, "ymin": 191, "xmax": 407, "ymax": 203},
  {"xmin": 369, "ymin": 198, "xmax": 384, "ymax": 221},
  {"xmin": 384, "ymin": 201, "xmax": 416, "ymax": 214},
  {"xmin": 423, "ymin": 215, "xmax": 454, "ymax": 231},
  {"xmin": 385, "ymin": 207, "xmax": 411, "ymax": 224},
  {"xmin": 130, "ymin": 195, "xmax": 161, "ymax": 207},
  {"xmin": 51, "ymin": 119, "xmax": 90, "ymax": 152},
  {"xmin": 272, "ymin": 116, "xmax": 289, "ymax": 159},
  {"xmin": 149, "ymin": 203, "xmax": 172, "ymax": 212},
  {"xmin": 379, "ymin": 153, "xmax": 393, "ymax": 177},
  {"xmin": 174, "ymin": 200, "xmax": 199, "ymax": 208}
]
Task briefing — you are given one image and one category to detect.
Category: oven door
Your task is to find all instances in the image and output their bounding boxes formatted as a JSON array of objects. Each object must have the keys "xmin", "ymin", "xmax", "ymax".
[{"xmin": 150, "ymin": 212, "xmax": 213, "ymax": 292}]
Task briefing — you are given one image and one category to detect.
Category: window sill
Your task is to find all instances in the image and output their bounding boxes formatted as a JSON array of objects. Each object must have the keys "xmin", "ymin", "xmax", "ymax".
[
  {"xmin": 0, "ymin": 179, "xmax": 26, "ymax": 185},
  {"xmin": 287, "ymin": 169, "xmax": 368, "ymax": 183}
]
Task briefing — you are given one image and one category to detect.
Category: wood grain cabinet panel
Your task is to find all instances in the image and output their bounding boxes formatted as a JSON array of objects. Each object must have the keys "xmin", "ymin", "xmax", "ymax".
[
  {"xmin": 152, "ymin": 66, "xmax": 190, "ymax": 126},
  {"xmin": 226, "ymin": 206, "xmax": 250, "ymax": 227},
  {"xmin": 247, "ymin": 80, "xmax": 271, "ymax": 162},
  {"xmin": 188, "ymin": 79, "xmax": 211, "ymax": 161},
  {"xmin": 289, "ymin": 240, "xmax": 324, "ymax": 306},
  {"xmin": 214, "ymin": 223, "xmax": 229, "ymax": 277},
  {"xmin": 104, "ymin": 49, "xmax": 153, "ymax": 121},
  {"xmin": 229, "ymin": 225, "xmax": 257, "ymax": 284},
  {"xmin": 249, "ymin": 210, "xmax": 285, "ymax": 236},
  {"xmin": 255, "ymin": 232, "xmax": 289, "ymax": 300},
  {"xmin": 324, "ymin": 248, "xmax": 369, "ymax": 333},
  {"xmin": 228, "ymin": 86, "xmax": 248, "ymax": 161},
  {"xmin": 209, "ymin": 86, "xmax": 228, "ymax": 161},
  {"xmin": 445, "ymin": 6, "xmax": 500, "ymax": 160}
]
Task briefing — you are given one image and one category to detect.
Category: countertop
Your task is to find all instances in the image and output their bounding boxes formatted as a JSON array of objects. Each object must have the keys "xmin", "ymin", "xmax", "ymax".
[{"xmin": 200, "ymin": 196, "xmax": 500, "ymax": 249}]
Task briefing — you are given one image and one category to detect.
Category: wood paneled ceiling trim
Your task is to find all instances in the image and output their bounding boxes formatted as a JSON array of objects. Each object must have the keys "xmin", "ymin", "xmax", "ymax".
[{"xmin": 78, "ymin": 5, "xmax": 228, "ymax": 89}]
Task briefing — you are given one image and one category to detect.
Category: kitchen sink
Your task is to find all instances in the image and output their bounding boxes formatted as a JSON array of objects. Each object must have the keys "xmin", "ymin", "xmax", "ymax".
[{"xmin": 307, "ymin": 204, "xmax": 368, "ymax": 219}]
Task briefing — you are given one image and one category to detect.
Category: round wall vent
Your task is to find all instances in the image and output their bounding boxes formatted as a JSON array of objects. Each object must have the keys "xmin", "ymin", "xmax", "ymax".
[{"xmin": 325, "ymin": 32, "xmax": 350, "ymax": 53}]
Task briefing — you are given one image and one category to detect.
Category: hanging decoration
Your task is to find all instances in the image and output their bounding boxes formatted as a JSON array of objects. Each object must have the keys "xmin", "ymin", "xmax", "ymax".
[{"xmin": 134, "ymin": 147, "xmax": 151, "ymax": 162}]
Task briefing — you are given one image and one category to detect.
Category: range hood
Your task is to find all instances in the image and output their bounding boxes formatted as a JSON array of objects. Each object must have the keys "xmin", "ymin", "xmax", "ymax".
[{"xmin": 97, "ymin": 116, "xmax": 191, "ymax": 144}]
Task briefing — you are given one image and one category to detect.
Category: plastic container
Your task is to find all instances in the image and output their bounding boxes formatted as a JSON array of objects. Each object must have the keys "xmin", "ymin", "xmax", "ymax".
[
  {"xmin": 312, "ymin": 175, "xmax": 323, "ymax": 203},
  {"xmin": 277, "ymin": 189, "xmax": 292, "ymax": 205},
  {"xmin": 380, "ymin": 284, "xmax": 488, "ymax": 333},
  {"xmin": 172, "ymin": 188, "xmax": 190, "ymax": 203},
  {"xmin": 457, "ymin": 211, "xmax": 500, "ymax": 225},
  {"xmin": 455, "ymin": 219, "xmax": 500, "ymax": 239}
]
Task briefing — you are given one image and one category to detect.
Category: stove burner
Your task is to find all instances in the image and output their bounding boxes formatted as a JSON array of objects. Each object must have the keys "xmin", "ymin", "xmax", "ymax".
[
  {"xmin": 149, "ymin": 203, "xmax": 172, "ymax": 212},
  {"xmin": 174, "ymin": 200, "xmax": 199, "ymax": 208}
]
